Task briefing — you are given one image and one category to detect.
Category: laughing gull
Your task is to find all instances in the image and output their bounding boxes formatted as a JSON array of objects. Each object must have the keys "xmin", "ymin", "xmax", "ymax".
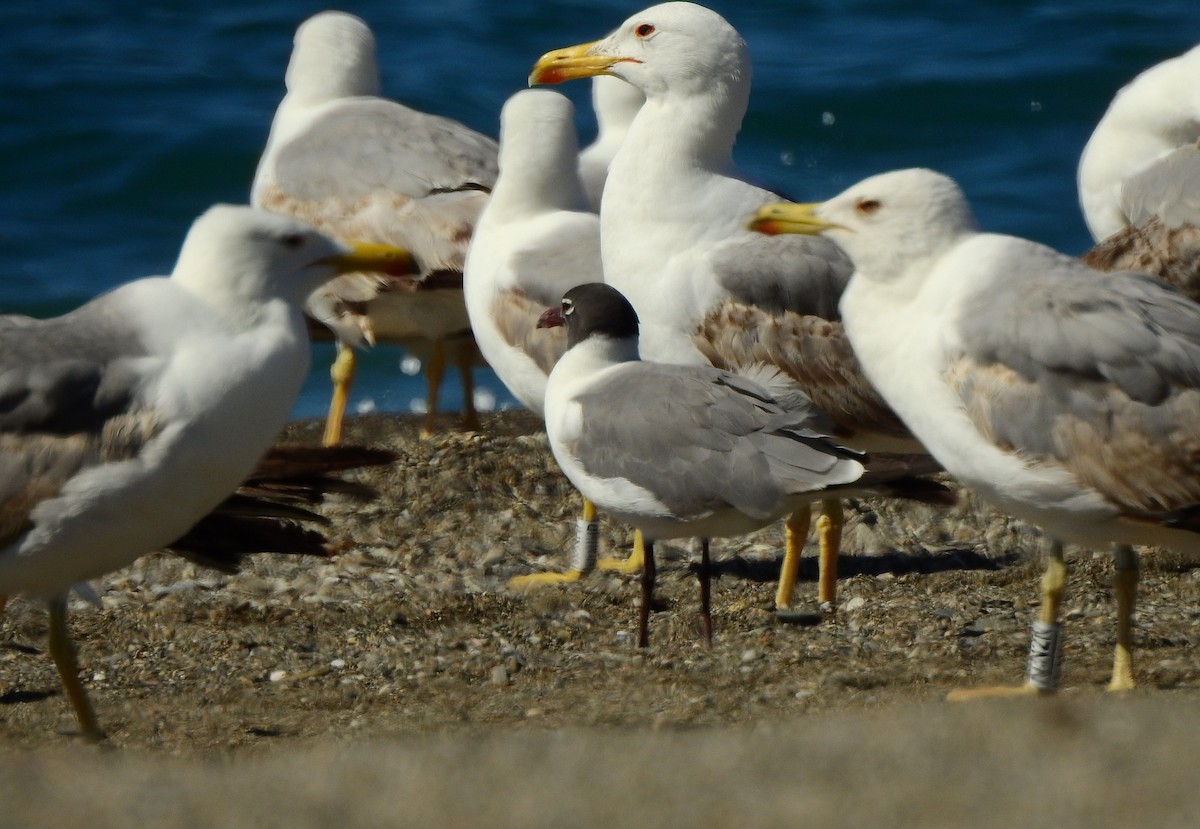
[
  {"xmin": 0, "ymin": 205, "xmax": 413, "ymax": 739},
  {"xmin": 253, "ymin": 11, "xmax": 498, "ymax": 442},
  {"xmin": 540, "ymin": 283, "xmax": 948, "ymax": 648},
  {"xmin": 529, "ymin": 2, "xmax": 929, "ymax": 615},
  {"xmin": 753, "ymin": 167, "xmax": 1200, "ymax": 695}
]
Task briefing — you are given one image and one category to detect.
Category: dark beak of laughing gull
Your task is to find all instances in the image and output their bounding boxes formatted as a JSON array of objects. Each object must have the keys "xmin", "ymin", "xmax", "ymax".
[{"xmin": 538, "ymin": 306, "xmax": 566, "ymax": 329}]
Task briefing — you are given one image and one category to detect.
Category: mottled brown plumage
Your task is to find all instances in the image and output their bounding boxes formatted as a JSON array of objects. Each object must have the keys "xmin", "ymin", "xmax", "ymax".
[{"xmin": 694, "ymin": 300, "xmax": 915, "ymax": 450}]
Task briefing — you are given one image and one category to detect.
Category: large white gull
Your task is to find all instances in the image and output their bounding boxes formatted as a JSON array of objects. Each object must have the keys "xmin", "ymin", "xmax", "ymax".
[
  {"xmin": 577, "ymin": 75, "xmax": 645, "ymax": 212},
  {"xmin": 530, "ymin": 2, "xmax": 927, "ymax": 615},
  {"xmin": 463, "ymin": 88, "xmax": 607, "ymax": 586},
  {"xmin": 0, "ymin": 205, "xmax": 412, "ymax": 739},
  {"xmin": 253, "ymin": 10, "xmax": 498, "ymax": 442},
  {"xmin": 754, "ymin": 167, "xmax": 1200, "ymax": 695}
]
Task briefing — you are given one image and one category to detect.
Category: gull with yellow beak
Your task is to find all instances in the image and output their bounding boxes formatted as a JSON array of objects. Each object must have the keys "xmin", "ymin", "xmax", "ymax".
[
  {"xmin": 752, "ymin": 167, "xmax": 1200, "ymax": 696},
  {"xmin": 0, "ymin": 205, "xmax": 415, "ymax": 740},
  {"xmin": 529, "ymin": 2, "xmax": 930, "ymax": 616}
]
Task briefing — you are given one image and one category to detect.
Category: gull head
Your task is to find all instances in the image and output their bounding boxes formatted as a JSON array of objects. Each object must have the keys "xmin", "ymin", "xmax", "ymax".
[
  {"xmin": 173, "ymin": 206, "xmax": 417, "ymax": 308},
  {"xmin": 530, "ymin": 2, "xmax": 749, "ymax": 101},
  {"xmin": 751, "ymin": 168, "xmax": 979, "ymax": 280},
  {"xmin": 539, "ymin": 283, "xmax": 640, "ymax": 350},
  {"xmin": 286, "ymin": 11, "xmax": 380, "ymax": 102}
]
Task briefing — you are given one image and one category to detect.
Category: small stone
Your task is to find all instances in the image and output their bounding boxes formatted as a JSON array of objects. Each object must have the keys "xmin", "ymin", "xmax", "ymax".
[
  {"xmin": 329, "ymin": 658, "xmax": 347, "ymax": 670},
  {"xmin": 268, "ymin": 670, "xmax": 287, "ymax": 682},
  {"xmin": 740, "ymin": 648, "xmax": 760, "ymax": 663},
  {"xmin": 490, "ymin": 665, "xmax": 509, "ymax": 685},
  {"xmin": 844, "ymin": 596, "xmax": 867, "ymax": 612}
]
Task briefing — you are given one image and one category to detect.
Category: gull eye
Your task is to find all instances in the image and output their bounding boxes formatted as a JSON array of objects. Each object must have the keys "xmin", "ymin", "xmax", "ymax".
[
  {"xmin": 855, "ymin": 199, "xmax": 881, "ymax": 217},
  {"xmin": 280, "ymin": 232, "xmax": 306, "ymax": 249},
  {"xmin": 562, "ymin": 298, "xmax": 575, "ymax": 316},
  {"xmin": 634, "ymin": 23, "xmax": 656, "ymax": 38}
]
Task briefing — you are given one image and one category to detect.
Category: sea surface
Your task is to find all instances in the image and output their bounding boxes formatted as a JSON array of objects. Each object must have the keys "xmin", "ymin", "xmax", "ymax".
[{"xmin": 3, "ymin": 0, "xmax": 1197, "ymax": 419}]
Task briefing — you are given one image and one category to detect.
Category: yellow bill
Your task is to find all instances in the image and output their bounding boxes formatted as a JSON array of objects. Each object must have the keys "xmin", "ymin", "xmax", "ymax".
[
  {"xmin": 748, "ymin": 202, "xmax": 845, "ymax": 236},
  {"xmin": 325, "ymin": 242, "xmax": 418, "ymax": 276},
  {"xmin": 529, "ymin": 40, "xmax": 639, "ymax": 86}
]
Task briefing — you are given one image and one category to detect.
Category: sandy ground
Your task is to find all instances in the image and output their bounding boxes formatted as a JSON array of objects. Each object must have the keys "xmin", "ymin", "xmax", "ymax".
[{"xmin": 3, "ymin": 411, "xmax": 1200, "ymax": 827}]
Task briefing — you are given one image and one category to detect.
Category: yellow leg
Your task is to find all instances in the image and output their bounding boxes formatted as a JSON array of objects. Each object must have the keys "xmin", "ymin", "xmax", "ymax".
[
  {"xmin": 948, "ymin": 539, "xmax": 1066, "ymax": 701},
  {"xmin": 323, "ymin": 342, "xmax": 357, "ymax": 447},
  {"xmin": 775, "ymin": 505, "xmax": 812, "ymax": 611},
  {"xmin": 1108, "ymin": 544, "xmax": 1137, "ymax": 692},
  {"xmin": 46, "ymin": 595, "xmax": 104, "ymax": 742},
  {"xmin": 597, "ymin": 529, "xmax": 645, "ymax": 575},
  {"xmin": 421, "ymin": 340, "xmax": 447, "ymax": 439},
  {"xmin": 816, "ymin": 499, "xmax": 843, "ymax": 610},
  {"xmin": 507, "ymin": 498, "xmax": 599, "ymax": 589}
]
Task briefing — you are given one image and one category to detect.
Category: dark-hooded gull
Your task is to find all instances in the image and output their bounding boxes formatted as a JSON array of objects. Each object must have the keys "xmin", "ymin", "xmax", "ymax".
[
  {"xmin": 540, "ymin": 283, "xmax": 948, "ymax": 648},
  {"xmin": 753, "ymin": 167, "xmax": 1200, "ymax": 695},
  {"xmin": 253, "ymin": 11, "xmax": 498, "ymax": 443},
  {"xmin": 0, "ymin": 205, "xmax": 413, "ymax": 739},
  {"xmin": 529, "ymin": 2, "xmax": 930, "ymax": 616},
  {"xmin": 463, "ymin": 89, "xmax": 607, "ymax": 586}
]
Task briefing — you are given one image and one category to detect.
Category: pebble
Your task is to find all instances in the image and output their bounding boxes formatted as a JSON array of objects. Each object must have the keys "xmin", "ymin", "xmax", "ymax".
[
  {"xmin": 490, "ymin": 665, "xmax": 509, "ymax": 685},
  {"xmin": 844, "ymin": 596, "xmax": 867, "ymax": 612}
]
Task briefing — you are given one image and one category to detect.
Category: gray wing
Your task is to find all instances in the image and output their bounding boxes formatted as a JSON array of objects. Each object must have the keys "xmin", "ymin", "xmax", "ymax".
[
  {"xmin": 0, "ymin": 297, "xmax": 166, "ymax": 548},
  {"xmin": 0, "ymin": 294, "xmax": 153, "ymax": 434},
  {"xmin": 952, "ymin": 256, "xmax": 1200, "ymax": 517},
  {"xmin": 272, "ymin": 99, "xmax": 498, "ymax": 202},
  {"xmin": 959, "ymin": 257, "xmax": 1200, "ymax": 404},
  {"xmin": 570, "ymin": 363, "xmax": 862, "ymax": 521},
  {"xmin": 709, "ymin": 232, "xmax": 853, "ymax": 320}
]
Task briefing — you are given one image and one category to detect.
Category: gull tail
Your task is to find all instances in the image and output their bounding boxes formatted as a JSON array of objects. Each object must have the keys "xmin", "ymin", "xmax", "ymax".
[
  {"xmin": 164, "ymin": 443, "xmax": 399, "ymax": 572},
  {"xmin": 851, "ymin": 453, "xmax": 956, "ymax": 507}
]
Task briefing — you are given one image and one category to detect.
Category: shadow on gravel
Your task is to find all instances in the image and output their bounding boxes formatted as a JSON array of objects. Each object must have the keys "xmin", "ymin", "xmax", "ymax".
[{"xmin": 705, "ymin": 549, "xmax": 1022, "ymax": 584}]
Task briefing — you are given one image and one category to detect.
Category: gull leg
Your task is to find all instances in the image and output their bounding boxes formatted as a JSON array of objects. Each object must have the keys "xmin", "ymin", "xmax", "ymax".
[
  {"xmin": 457, "ymin": 349, "xmax": 479, "ymax": 432},
  {"xmin": 1108, "ymin": 544, "xmax": 1138, "ymax": 692},
  {"xmin": 46, "ymin": 595, "xmax": 103, "ymax": 742},
  {"xmin": 775, "ymin": 505, "xmax": 812, "ymax": 611},
  {"xmin": 948, "ymin": 539, "xmax": 1066, "ymax": 701},
  {"xmin": 507, "ymin": 497, "xmax": 600, "ymax": 588},
  {"xmin": 598, "ymin": 529, "xmax": 646, "ymax": 575},
  {"xmin": 638, "ymin": 538, "xmax": 657, "ymax": 649},
  {"xmin": 421, "ymin": 339, "xmax": 447, "ymax": 439},
  {"xmin": 816, "ymin": 499, "xmax": 844, "ymax": 611},
  {"xmin": 698, "ymin": 538, "xmax": 713, "ymax": 648},
  {"xmin": 323, "ymin": 342, "xmax": 358, "ymax": 446}
]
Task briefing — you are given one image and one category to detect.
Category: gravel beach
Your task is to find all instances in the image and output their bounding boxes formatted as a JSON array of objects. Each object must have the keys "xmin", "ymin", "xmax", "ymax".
[{"xmin": 4, "ymin": 411, "xmax": 1200, "ymax": 826}]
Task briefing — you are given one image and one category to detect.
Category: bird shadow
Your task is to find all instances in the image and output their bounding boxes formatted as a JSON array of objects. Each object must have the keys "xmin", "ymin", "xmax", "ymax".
[
  {"xmin": 700, "ymin": 548, "xmax": 1020, "ymax": 584},
  {"xmin": 0, "ymin": 688, "xmax": 57, "ymax": 706}
]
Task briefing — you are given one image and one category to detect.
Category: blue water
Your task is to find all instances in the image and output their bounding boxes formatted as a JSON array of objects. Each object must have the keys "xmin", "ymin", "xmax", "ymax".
[{"xmin": 4, "ymin": 1, "xmax": 1197, "ymax": 419}]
